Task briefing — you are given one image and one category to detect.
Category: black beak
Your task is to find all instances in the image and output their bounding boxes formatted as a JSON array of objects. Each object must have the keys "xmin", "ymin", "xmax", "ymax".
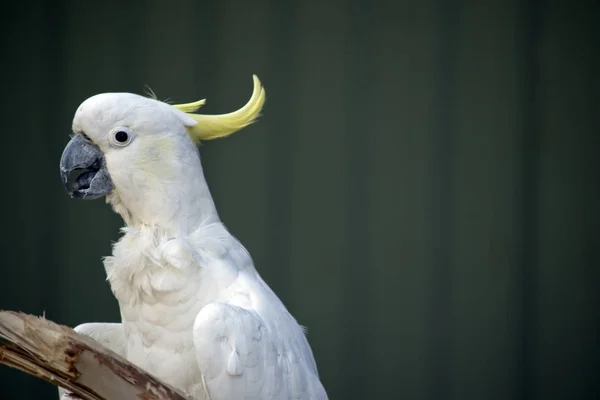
[{"xmin": 60, "ymin": 134, "xmax": 113, "ymax": 200}]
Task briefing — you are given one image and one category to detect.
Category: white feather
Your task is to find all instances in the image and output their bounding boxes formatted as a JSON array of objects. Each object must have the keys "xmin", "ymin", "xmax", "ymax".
[{"xmin": 64, "ymin": 92, "xmax": 327, "ymax": 399}]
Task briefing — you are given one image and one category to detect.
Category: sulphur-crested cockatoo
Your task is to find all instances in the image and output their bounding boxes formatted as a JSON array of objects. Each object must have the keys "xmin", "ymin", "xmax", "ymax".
[{"xmin": 58, "ymin": 75, "xmax": 327, "ymax": 399}]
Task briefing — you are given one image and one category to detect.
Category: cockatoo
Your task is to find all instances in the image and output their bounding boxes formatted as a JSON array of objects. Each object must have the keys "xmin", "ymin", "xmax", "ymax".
[{"xmin": 58, "ymin": 75, "xmax": 327, "ymax": 399}]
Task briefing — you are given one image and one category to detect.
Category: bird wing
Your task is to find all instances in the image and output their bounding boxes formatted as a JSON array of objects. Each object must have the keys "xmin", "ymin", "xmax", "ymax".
[
  {"xmin": 193, "ymin": 302, "xmax": 326, "ymax": 400},
  {"xmin": 158, "ymin": 227, "xmax": 327, "ymax": 399}
]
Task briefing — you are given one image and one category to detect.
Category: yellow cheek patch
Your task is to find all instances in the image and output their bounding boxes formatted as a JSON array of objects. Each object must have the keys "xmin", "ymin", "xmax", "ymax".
[{"xmin": 134, "ymin": 137, "xmax": 175, "ymax": 180}]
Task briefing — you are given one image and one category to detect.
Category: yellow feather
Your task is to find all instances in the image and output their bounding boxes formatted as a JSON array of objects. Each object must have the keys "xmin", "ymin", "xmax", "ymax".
[
  {"xmin": 172, "ymin": 75, "xmax": 266, "ymax": 143},
  {"xmin": 173, "ymin": 99, "xmax": 206, "ymax": 113}
]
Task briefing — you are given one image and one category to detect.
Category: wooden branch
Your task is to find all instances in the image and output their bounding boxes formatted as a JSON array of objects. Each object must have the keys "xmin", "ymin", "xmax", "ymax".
[{"xmin": 0, "ymin": 311, "xmax": 191, "ymax": 400}]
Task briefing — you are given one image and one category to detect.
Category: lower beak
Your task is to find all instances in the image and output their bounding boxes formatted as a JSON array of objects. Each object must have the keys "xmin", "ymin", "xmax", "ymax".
[{"xmin": 59, "ymin": 134, "xmax": 113, "ymax": 200}]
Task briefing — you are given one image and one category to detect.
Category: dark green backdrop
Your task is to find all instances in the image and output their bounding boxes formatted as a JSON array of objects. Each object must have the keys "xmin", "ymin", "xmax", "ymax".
[{"xmin": 0, "ymin": 0, "xmax": 598, "ymax": 399}]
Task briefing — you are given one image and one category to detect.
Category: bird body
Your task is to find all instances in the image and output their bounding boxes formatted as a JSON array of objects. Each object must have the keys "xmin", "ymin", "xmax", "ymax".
[{"xmin": 59, "ymin": 76, "xmax": 327, "ymax": 399}]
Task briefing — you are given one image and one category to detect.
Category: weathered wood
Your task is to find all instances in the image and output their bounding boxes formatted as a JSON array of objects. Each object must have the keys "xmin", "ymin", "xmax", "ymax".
[{"xmin": 0, "ymin": 311, "xmax": 191, "ymax": 400}]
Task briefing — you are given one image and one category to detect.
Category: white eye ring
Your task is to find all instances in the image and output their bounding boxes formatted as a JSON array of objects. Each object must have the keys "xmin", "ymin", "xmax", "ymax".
[{"xmin": 108, "ymin": 128, "xmax": 134, "ymax": 147}]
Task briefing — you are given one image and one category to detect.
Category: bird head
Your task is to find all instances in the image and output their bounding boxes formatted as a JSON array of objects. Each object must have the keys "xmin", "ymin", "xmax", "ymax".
[{"xmin": 60, "ymin": 75, "xmax": 265, "ymax": 229}]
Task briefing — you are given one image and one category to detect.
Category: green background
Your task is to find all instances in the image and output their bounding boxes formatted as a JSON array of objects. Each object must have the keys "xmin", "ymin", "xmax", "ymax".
[{"xmin": 0, "ymin": 0, "xmax": 598, "ymax": 399}]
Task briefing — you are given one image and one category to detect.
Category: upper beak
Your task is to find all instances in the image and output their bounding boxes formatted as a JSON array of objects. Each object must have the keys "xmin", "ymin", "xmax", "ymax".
[{"xmin": 60, "ymin": 134, "xmax": 113, "ymax": 200}]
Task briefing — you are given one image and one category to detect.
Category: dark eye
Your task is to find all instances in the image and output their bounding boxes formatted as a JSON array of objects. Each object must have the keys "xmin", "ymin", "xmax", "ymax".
[{"xmin": 115, "ymin": 131, "xmax": 129, "ymax": 143}]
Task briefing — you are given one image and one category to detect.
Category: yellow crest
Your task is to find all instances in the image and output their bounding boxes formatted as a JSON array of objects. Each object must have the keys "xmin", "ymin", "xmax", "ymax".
[{"xmin": 172, "ymin": 75, "xmax": 266, "ymax": 143}]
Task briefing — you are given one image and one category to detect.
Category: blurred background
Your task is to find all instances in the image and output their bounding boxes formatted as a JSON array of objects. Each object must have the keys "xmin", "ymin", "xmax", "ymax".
[{"xmin": 0, "ymin": 0, "xmax": 598, "ymax": 399}]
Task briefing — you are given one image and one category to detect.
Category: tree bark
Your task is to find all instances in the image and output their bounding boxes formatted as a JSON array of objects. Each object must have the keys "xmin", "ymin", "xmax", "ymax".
[{"xmin": 0, "ymin": 311, "xmax": 191, "ymax": 400}]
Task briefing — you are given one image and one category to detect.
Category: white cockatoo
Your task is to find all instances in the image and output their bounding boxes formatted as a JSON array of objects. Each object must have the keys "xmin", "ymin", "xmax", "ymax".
[{"xmin": 58, "ymin": 75, "xmax": 327, "ymax": 399}]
